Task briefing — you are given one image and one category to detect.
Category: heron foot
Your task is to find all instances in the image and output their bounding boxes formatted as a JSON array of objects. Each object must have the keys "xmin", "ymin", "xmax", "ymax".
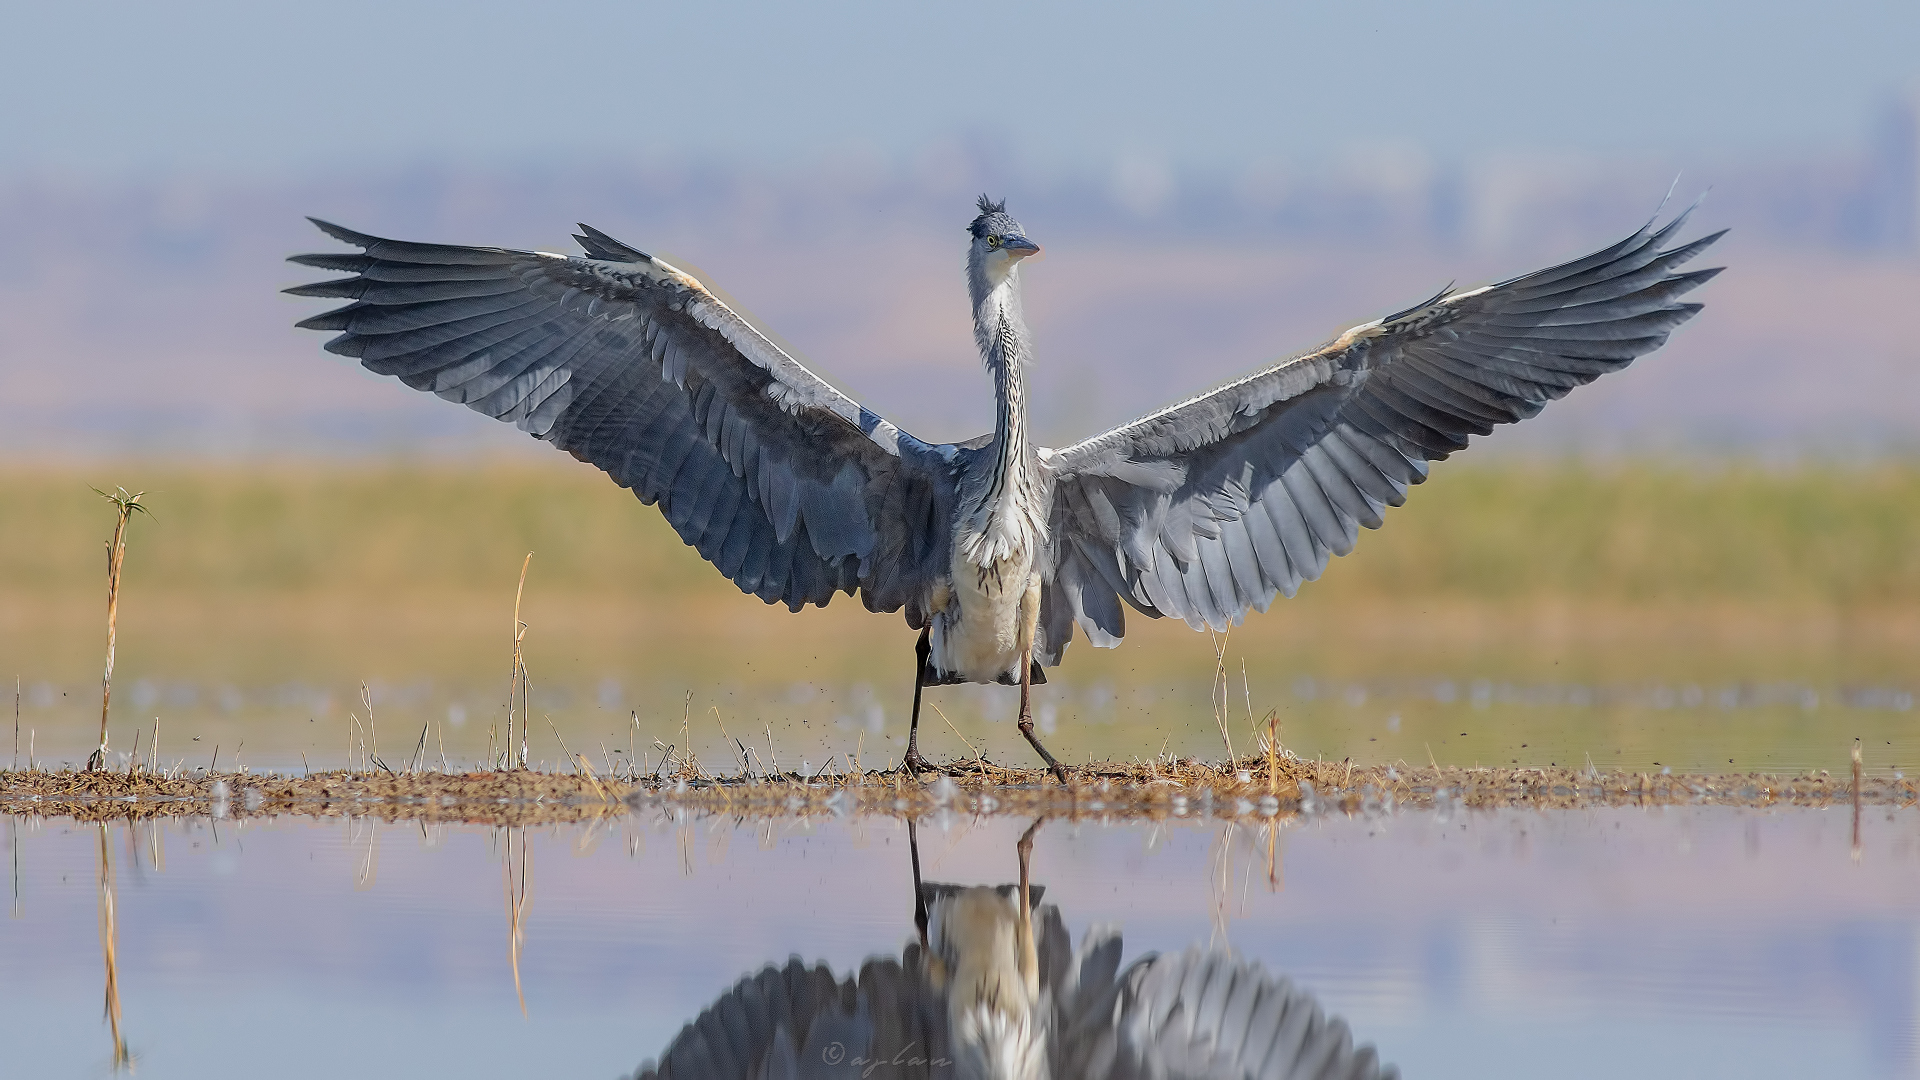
[
  {"xmin": 1016, "ymin": 718, "xmax": 1069, "ymax": 785},
  {"xmin": 900, "ymin": 747, "xmax": 936, "ymax": 774}
]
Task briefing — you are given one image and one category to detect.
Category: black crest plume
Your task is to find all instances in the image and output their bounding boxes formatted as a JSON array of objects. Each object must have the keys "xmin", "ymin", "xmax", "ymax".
[{"xmin": 968, "ymin": 194, "xmax": 1011, "ymax": 237}]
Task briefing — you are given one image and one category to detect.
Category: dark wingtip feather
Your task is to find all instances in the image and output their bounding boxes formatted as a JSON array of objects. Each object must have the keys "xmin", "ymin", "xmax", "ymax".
[
  {"xmin": 1676, "ymin": 265, "xmax": 1727, "ymax": 292},
  {"xmin": 573, "ymin": 223, "xmax": 651, "ymax": 262},
  {"xmin": 282, "ymin": 277, "xmax": 366, "ymax": 299},
  {"xmin": 287, "ymin": 251, "xmax": 372, "ymax": 271},
  {"xmin": 306, "ymin": 217, "xmax": 382, "ymax": 247},
  {"xmin": 320, "ymin": 332, "xmax": 365, "ymax": 357},
  {"xmin": 295, "ymin": 305, "xmax": 360, "ymax": 331}
]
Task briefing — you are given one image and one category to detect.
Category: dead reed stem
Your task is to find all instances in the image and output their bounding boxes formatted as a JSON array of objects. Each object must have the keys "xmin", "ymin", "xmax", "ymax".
[
  {"xmin": 544, "ymin": 715, "xmax": 576, "ymax": 773},
  {"xmin": 932, "ymin": 703, "xmax": 982, "ymax": 763},
  {"xmin": 507, "ymin": 553, "xmax": 532, "ymax": 770},
  {"xmin": 89, "ymin": 487, "xmax": 147, "ymax": 772},
  {"xmin": 1266, "ymin": 717, "xmax": 1279, "ymax": 798},
  {"xmin": 359, "ymin": 683, "xmax": 382, "ymax": 773},
  {"xmin": 1207, "ymin": 630, "xmax": 1236, "ymax": 764}
]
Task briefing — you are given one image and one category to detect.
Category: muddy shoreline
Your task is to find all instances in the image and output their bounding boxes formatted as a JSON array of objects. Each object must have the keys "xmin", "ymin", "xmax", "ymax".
[{"xmin": 4, "ymin": 754, "xmax": 1913, "ymax": 826}]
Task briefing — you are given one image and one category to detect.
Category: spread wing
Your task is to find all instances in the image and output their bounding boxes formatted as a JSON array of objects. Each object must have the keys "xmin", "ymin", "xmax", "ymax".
[
  {"xmin": 630, "ymin": 956, "xmax": 946, "ymax": 1080},
  {"xmin": 287, "ymin": 220, "xmax": 957, "ymax": 621},
  {"xmin": 1041, "ymin": 206, "xmax": 1723, "ymax": 646},
  {"xmin": 1087, "ymin": 946, "xmax": 1399, "ymax": 1080}
]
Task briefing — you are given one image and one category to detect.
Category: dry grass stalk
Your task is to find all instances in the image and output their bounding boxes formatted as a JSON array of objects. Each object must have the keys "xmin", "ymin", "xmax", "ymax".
[
  {"xmin": 506, "ymin": 553, "xmax": 533, "ymax": 770},
  {"xmin": 1207, "ymin": 630, "xmax": 1236, "ymax": 764},
  {"xmin": 544, "ymin": 715, "xmax": 577, "ymax": 773},
  {"xmin": 1266, "ymin": 717, "xmax": 1279, "ymax": 798},
  {"xmin": 88, "ymin": 487, "xmax": 148, "ymax": 772},
  {"xmin": 932, "ymin": 703, "xmax": 982, "ymax": 764},
  {"xmin": 359, "ymin": 683, "xmax": 387, "ymax": 773}
]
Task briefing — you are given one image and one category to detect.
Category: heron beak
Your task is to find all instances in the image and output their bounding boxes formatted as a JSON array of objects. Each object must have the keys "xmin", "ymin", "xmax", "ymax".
[{"xmin": 1003, "ymin": 235, "xmax": 1041, "ymax": 259}]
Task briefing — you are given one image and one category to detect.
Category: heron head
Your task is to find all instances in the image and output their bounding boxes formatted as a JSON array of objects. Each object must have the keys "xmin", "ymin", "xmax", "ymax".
[{"xmin": 967, "ymin": 195, "xmax": 1041, "ymax": 286}]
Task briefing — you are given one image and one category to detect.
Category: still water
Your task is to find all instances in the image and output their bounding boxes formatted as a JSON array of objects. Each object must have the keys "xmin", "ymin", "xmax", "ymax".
[{"xmin": 5, "ymin": 804, "xmax": 1917, "ymax": 1078}]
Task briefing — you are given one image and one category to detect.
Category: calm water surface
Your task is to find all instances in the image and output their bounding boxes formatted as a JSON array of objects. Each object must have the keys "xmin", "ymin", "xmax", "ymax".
[{"xmin": 5, "ymin": 805, "xmax": 1917, "ymax": 1078}]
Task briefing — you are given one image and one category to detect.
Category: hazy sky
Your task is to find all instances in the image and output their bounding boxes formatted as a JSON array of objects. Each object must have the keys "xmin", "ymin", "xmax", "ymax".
[{"xmin": 4, "ymin": 0, "xmax": 1916, "ymax": 178}]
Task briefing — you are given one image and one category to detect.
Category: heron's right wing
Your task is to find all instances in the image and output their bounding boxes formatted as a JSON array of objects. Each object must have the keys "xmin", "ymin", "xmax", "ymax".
[
  {"xmin": 1060, "ymin": 946, "xmax": 1398, "ymax": 1080},
  {"xmin": 287, "ymin": 221, "xmax": 957, "ymax": 622}
]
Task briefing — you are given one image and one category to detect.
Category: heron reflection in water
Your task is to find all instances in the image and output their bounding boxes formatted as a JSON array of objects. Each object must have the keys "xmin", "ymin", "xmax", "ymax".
[{"xmin": 628, "ymin": 819, "xmax": 1396, "ymax": 1080}]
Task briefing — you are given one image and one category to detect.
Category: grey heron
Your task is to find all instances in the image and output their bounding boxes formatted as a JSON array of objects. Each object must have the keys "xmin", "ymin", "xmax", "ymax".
[
  {"xmin": 288, "ymin": 196, "xmax": 1721, "ymax": 780},
  {"xmin": 628, "ymin": 818, "xmax": 1398, "ymax": 1080}
]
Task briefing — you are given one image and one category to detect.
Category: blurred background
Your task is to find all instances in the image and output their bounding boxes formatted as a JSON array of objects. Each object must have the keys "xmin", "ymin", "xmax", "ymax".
[{"xmin": 1, "ymin": 0, "xmax": 1916, "ymax": 774}]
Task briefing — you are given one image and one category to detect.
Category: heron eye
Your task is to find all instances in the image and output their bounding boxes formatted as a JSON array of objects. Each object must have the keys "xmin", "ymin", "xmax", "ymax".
[{"xmin": 987, "ymin": 235, "xmax": 1002, "ymax": 249}]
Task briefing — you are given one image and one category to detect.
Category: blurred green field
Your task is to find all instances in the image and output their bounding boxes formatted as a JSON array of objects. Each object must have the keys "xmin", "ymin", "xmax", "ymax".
[{"xmin": 2, "ymin": 458, "xmax": 1915, "ymax": 775}]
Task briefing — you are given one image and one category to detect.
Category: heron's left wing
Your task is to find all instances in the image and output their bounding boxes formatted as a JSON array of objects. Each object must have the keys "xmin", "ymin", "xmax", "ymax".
[
  {"xmin": 287, "ymin": 221, "xmax": 956, "ymax": 622},
  {"xmin": 1040, "ymin": 208, "xmax": 1722, "ymax": 648},
  {"xmin": 1077, "ymin": 947, "xmax": 1399, "ymax": 1080}
]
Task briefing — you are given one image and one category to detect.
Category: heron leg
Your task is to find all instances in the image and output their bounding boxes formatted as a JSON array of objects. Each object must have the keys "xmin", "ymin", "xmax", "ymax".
[
  {"xmin": 1015, "ymin": 816, "xmax": 1046, "ymax": 996},
  {"xmin": 902, "ymin": 626, "xmax": 934, "ymax": 774},
  {"xmin": 1017, "ymin": 647, "xmax": 1069, "ymax": 784},
  {"xmin": 909, "ymin": 816, "xmax": 929, "ymax": 950}
]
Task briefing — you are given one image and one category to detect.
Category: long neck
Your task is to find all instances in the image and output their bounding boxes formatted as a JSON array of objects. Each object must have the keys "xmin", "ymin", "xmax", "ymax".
[
  {"xmin": 955, "ymin": 255, "xmax": 1045, "ymax": 565},
  {"xmin": 971, "ymin": 267, "xmax": 1032, "ymax": 511}
]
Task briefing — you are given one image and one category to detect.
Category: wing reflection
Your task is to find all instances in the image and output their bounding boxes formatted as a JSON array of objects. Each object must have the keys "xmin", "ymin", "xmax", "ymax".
[{"xmin": 630, "ymin": 819, "xmax": 1397, "ymax": 1080}]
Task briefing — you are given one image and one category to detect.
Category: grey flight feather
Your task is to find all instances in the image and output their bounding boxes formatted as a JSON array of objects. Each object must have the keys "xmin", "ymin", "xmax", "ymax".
[
  {"xmin": 1044, "ymin": 204, "xmax": 1724, "ymax": 642},
  {"xmin": 286, "ymin": 218, "xmax": 961, "ymax": 623}
]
